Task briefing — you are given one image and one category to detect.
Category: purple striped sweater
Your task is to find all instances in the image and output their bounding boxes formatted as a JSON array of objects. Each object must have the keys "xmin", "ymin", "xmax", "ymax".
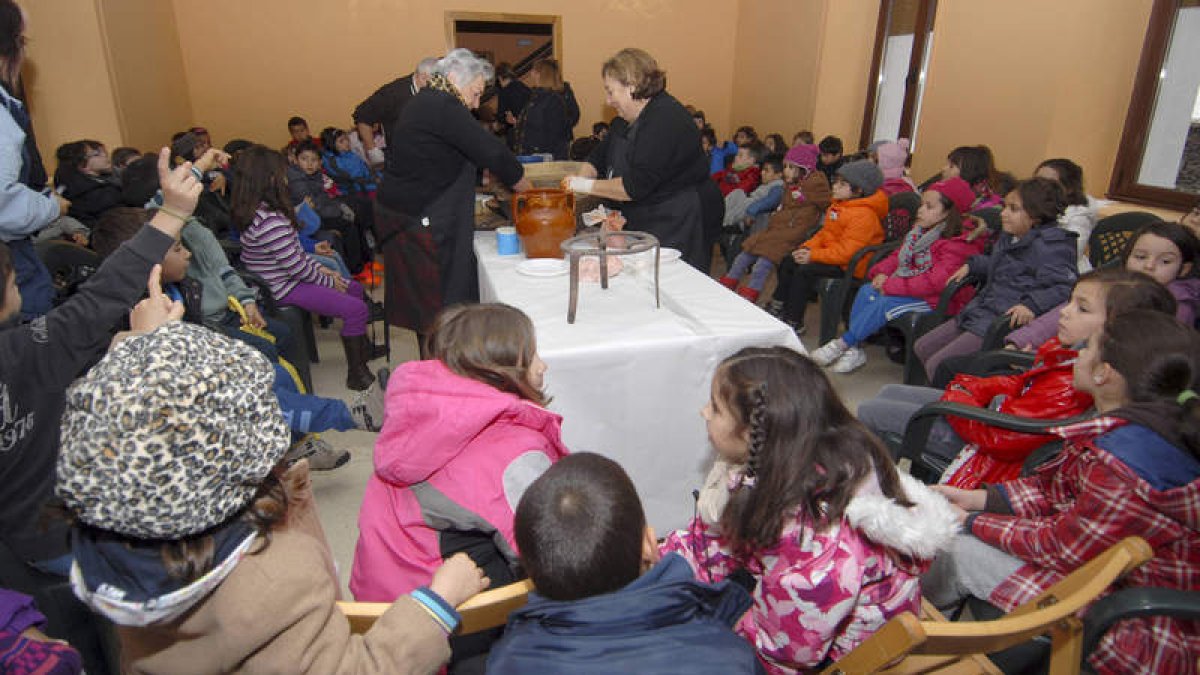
[{"xmin": 240, "ymin": 207, "xmax": 333, "ymax": 299}]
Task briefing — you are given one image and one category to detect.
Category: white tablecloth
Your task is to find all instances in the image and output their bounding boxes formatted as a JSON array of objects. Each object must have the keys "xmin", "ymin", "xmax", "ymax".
[{"xmin": 475, "ymin": 232, "xmax": 804, "ymax": 533}]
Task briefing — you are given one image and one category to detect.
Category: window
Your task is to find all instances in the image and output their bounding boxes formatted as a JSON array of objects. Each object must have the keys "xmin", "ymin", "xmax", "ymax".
[{"xmin": 859, "ymin": 0, "xmax": 938, "ymax": 150}]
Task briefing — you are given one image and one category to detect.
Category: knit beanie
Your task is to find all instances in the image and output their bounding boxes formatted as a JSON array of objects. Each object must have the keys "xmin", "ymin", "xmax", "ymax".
[
  {"xmin": 876, "ymin": 139, "xmax": 911, "ymax": 180},
  {"xmin": 926, "ymin": 177, "xmax": 976, "ymax": 215},
  {"xmin": 836, "ymin": 160, "xmax": 884, "ymax": 196},
  {"xmin": 784, "ymin": 143, "xmax": 819, "ymax": 172},
  {"xmin": 56, "ymin": 321, "xmax": 289, "ymax": 540}
]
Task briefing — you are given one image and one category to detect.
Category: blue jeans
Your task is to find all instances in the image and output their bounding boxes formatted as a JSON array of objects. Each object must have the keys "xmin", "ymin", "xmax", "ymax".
[
  {"xmin": 727, "ymin": 252, "xmax": 775, "ymax": 291},
  {"xmin": 8, "ymin": 238, "xmax": 53, "ymax": 319},
  {"xmin": 273, "ymin": 364, "xmax": 355, "ymax": 434},
  {"xmin": 312, "ymin": 252, "xmax": 351, "ymax": 278},
  {"xmin": 843, "ymin": 285, "xmax": 930, "ymax": 346}
]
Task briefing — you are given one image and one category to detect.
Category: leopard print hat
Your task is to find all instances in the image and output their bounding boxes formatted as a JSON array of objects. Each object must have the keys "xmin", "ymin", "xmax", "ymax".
[{"xmin": 56, "ymin": 321, "xmax": 289, "ymax": 540}]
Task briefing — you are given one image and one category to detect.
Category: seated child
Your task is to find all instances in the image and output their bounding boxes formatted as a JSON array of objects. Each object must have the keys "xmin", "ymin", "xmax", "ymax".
[
  {"xmin": 351, "ymin": 303, "xmax": 569, "ymax": 602},
  {"xmin": 915, "ymin": 177, "xmax": 1077, "ymax": 381},
  {"xmin": 720, "ymin": 144, "xmax": 830, "ymax": 304},
  {"xmin": 1035, "ymin": 158, "xmax": 1097, "ymax": 271},
  {"xmin": 704, "ymin": 128, "xmax": 738, "ymax": 176},
  {"xmin": 815, "ymin": 134, "xmax": 845, "ymax": 184},
  {"xmin": 810, "ymin": 177, "xmax": 987, "ymax": 373},
  {"xmin": 53, "ymin": 140, "xmax": 122, "ymax": 227},
  {"xmin": 285, "ymin": 115, "xmax": 319, "ymax": 150},
  {"xmin": 287, "ymin": 140, "xmax": 371, "ymax": 275},
  {"xmin": 58, "ymin": 321, "xmax": 489, "ymax": 674},
  {"xmin": 713, "ymin": 140, "xmax": 765, "ymax": 197},
  {"xmin": 771, "ymin": 159, "xmax": 887, "ymax": 334},
  {"xmin": 763, "ymin": 133, "xmax": 788, "ymax": 155},
  {"xmin": 942, "ymin": 145, "xmax": 1006, "ymax": 211},
  {"xmin": 925, "ymin": 310, "xmax": 1200, "ymax": 675},
  {"xmin": 319, "ymin": 127, "xmax": 377, "ymax": 197},
  {"xmin": 722, "ymin": 154, "xmax": 785, "ymax": 230},
  {"xmin": 661, "ymin": 346, "xmax": 958, "ymax": 673},
  {"xmin": 792, "ymin": 130, "xmax": 814, "ymax": 146},
  {"xmin": 487, "ymin": 453, "xmax": 765, "ymax": 674},
  {"xmin": 876, "ymin": 139, "xmax": 916, "ymax": 195}
]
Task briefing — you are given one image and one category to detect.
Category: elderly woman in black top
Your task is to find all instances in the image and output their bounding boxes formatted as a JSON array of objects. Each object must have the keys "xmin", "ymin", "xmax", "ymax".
[
  {"xmin": 565, "ymin": 48, "xmax": 723, "ymax": 271},
  {"xmin": 376, "ymin": 49, "xmax": 531, "ymax": 335}
]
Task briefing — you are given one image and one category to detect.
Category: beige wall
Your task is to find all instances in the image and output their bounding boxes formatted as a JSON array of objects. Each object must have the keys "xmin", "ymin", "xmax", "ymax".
[
  {"xmin": 912, "ymin": 0, "xmax": 1153, "ymax": 190},
  {"xmin": 170, "ymin": 0, "xmax": 741, "ymax": 149},
  {"xmin": 809, "ymin": 0, "xmax": 879, "ymax": 147}
]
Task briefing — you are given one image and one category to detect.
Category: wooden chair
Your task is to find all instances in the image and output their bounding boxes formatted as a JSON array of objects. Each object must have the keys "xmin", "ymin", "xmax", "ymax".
[
  {"xmin": 820, "ymin": 536, "xmax": 1153, "ymax": 675},
  {"xmin": 338, "ymin": 578, "xmax": 535, "ymax": 636}
]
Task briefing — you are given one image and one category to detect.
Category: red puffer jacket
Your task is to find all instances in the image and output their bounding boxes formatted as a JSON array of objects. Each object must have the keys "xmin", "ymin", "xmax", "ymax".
[{"xmin": 940, "ymin": 338, "xmax": 1093, "ymax": 488}]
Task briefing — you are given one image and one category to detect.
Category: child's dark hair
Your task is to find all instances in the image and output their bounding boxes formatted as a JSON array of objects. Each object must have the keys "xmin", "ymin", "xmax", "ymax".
[
  {"xmin": 223, "ymin": 139, "xmax": 253, "ymax": 158},
  {"xmin": 925, "ymin": 189, "xmax": 965, "ymax": 238},
  {"xmin": 765, "ymin": 133, "xmax": 787, "ymax": 154},
  {"xmin": 170, "ymin": 132, "xmax": 201, "ymax": 164},
  {"xmin": 1079, "ymin": 267, "xmax": 1178, "ymax": 319},
  {"xmin": 715, "ymin": 347, "xmax": 912, "ymax": 557},
  {"xmin": 91, "ymin": 207, "xmax": 152, "ymax": 258},
  {"xmin": 592, "ymin": 121, "xmax": 608, "ymax": 136},
  {"xmin": 735, "ymin": 125, "xmax": 758, "ymax": 142},
  {"xmin": 947, "ymin": 145, "xmax": 994, "ymax": 188},
  {"xmin": 741, "ymin": 140, "xmax": 767, "ymax": 166},
  {"xmin": 230, "ymin": 145, "xmax": 295, "ymax": 232},
  {"xmin": 425, "ymin": 303, "xmax": 548, "ymax": 406},
  {"xmin": 0, "ymin": 0, "xmax": 24, "ymax": 88},
  {"xmin": 294, "ymin": 140, "xmax": 321, "ymax": 159},
  {"xmin": 700, "ymin": 127, "xmax": 717, "ymax": 148},
  {"xmin": 1036, "ymin": 158, "xmax": 1087, "ymax": 207},
  {"xmin": 111, "ymin": 147, "xmax": 140, "ymax": 169},
  {"xmin": 514, "ymin": 453, "xmax": 645, "ymax": 601},
  {"xmin": 287, "ymin": 116, "xmax": 307, "ymax": 129},
  {"xmin": 794, "ymin": 130, "xmax": 815, "ymax": 145},
  {"xmin": 818, "ymin": 135, "xmax": 843, "ymax": 156},
  {"xmin": 318, "ymin": 127, "xmax": 344, "ymax": 152},
  {"xmin": 54, "ymin": 139, "xmax": 103, "ymax": 177},
  {"xmin": 1014, "ymin": 177, "xmax": 1065, "ymax": 226},
  {"xmin": 1122, "ymin": 221, "xmax": 1199, "ymax": 275},
  {"xmin": 761, "ymin": 154, "xmax": 784, "ymax": 176},
  {"xmin": 1097, "ymin": 310, "xmax": 1200, "ymax": 460}
]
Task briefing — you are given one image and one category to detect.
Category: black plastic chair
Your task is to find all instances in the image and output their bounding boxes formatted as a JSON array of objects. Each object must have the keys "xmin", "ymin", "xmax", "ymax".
[
  {"xmin": 889, "ymin": 275, "xmax": 980, "ymax": 385},
  {"xmin": 1081, "ymin": 588, "xmax": 1200, "ymax": 674},
  {"xmin": 1087, "ymin": 211, "xmax": 1162, "ymax": 269},
  {"xmin": 35, "ymin": 240, "xmax": 102, "ymax": 306}
]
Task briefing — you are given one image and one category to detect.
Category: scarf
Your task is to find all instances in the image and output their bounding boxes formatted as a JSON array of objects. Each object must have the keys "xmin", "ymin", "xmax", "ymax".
[
  {"xmin": 425, "ymin": 73, "xmax": 469, "ymax": 108},
  {"xmin": 895, "ymin": 223, "xmax": 945, "ymax": 278}
]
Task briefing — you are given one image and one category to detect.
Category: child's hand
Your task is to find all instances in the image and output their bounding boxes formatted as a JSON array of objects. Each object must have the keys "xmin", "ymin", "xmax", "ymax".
[
  {"xmin": 948, "ymin": 264, "xmax": 970, "ymax": 284},
  {"xmin": 430, "ymin": 553, "xmax": 489, "ymax": 608},
  {"xmin": 314, "ymin": 241, "xmax": 334, "ymax": 256},
  {"xmin": 930, "ymin": 485, "xmax": 987, "ymax": 512},
  {"xmin": 871, "ymin": 274, "xmax": 888, "ymax": 291},
  {"xmin": 208, "ymin": 172, "xmax": 227, "ymax": 194},
  {"xmin": 130, "ymin": 265, "xmax": 184, "ymax": 333},
  {"xmin": 1005, "ymin": 304, "xmax": 1034, "ymax": 327},
  {"xmin": 194, "ymin": 148, "xmax": 230, "ymax": 173},
  {"xmin": 244, "ymin": 302, "xmax": 267, "ymax": 329},
  {"xmin": 158, "ymin": 147, "xmax": 203, "ymax": 219},
  {"xmin": 331, "ymin": 275, "xmax": 348, "ymax": 292}
]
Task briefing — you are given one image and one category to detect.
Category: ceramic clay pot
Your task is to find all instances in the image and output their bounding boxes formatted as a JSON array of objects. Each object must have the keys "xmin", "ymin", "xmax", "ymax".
[{"xmin": 512, "ymin": 188, "xmax": 576, "ymax": 258}]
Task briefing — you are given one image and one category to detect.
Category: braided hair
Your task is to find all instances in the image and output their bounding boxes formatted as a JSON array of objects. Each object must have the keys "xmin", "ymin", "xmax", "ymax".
[{"xmin": 714, "ymin": 347, "xmax": 912, "ymax": 559}]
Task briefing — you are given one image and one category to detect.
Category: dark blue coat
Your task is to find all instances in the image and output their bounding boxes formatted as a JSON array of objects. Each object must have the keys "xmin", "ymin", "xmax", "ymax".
[
  {"xmin": 957, "ymin": 224, "xmax": 1077, "ymax": 335},
  {"xmin": 486, "ymin": 553, "xmax": 765, "ymax": 674}
]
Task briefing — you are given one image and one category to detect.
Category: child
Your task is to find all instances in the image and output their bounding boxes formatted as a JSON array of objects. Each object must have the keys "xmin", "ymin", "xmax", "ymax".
[
  {"xmin": 285, "ymin": 115, "xmax": 318, "ymax": 149},
  {"xmin": 1006, "ymin": 220, "xmax": 1199, "ymax": 349},
  {"xmin": 287, "ymin": 140, "xmax": 371, "ymax": 275},
  {"xmin": 53, "ymin": 140, "xmax": 122, "ymax": 227},
  {"xmin": 773, "ymin": 159, "xmax": 887, "ymax": 334},
  {"xmin": 810, "ymin": 177, "xmax": 987, "ymax": 373},
  {"xmin": 941, "ymin": 145, "xmax": 1005, "ymax": 210},
  {"xmin": 914, "ymin": 177, "xmax": 1077, "ymax": 381},
  {"xmin": 815, "ymin": 134, "xmax": 844, "ymax": 184},
  {"xmin": 351, "ymin": 303, "xmax": 570, "ymax": 602},
  {"xmin": 57, "ymin": 322, "xmax": 489, "ymax": 674},
  {"xmin": 763, "ymin": 133, "xmax": 787, "ymax": 156},
  {"xmin": 925, "ymin": 310, "xmax": 1200, "ymax": 675},
  {"xmin": 876, "ymin": 139, "xmax": 916, "ymax": 195},
  {"xmin": 318, "ymin": 127, "xmax": 377, "ymax": 196},
  {"xmin": 487, "ymin": 453, "xmax": 765, "ymax": 674},
  {"xmin": 721, "ymin": 154, "xmax": 785, "ymax": 230},
  {"xmin": 720, "ymin": 144, "xmax": 831, "ymax": 304},
  {"xmin": 713, "ymin": 140, "xmax": 765, "ymax": 197},
  {"xmin": 792, "ymin": 130, "xmax": 814, "ymax": 146},
  {"xmin": 661, "ymin": 347, "xmax": 958, "ymax": 673},
  {"xmin": 230, "ymin": 144, "xmax": 376, "ymax": 391},
  {"xmin": 1035, "ymin": 158, "xmax": 1097, "ymax": 271}
]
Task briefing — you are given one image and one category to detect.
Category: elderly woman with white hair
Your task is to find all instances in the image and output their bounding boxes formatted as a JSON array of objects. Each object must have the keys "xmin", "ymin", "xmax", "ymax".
[{"xmin": 376, "ymin": 49, "xmax": 531, "ymax": 338}]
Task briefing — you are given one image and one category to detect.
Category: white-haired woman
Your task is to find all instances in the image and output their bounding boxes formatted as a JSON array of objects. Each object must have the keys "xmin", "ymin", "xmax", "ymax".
[{"xmin": 376, "ymin": 48, "xmax": 531, "ymax": 339}]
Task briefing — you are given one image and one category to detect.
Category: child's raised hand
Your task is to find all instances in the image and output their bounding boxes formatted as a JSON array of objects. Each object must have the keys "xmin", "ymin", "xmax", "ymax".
[
  {"xmin": 194, "ymin": 148, "xmax": 230, "ymax": 173},
  {"xmin": 130, "ymin": 265, "xmax": 184, "ymax": 334},
  {"xmin": 157, "ymin": 147, "xmax": 202, "ymax": 219},
  {"xmin": 430, "ymin": 553, "xmax": 489, "ymax": 608}
]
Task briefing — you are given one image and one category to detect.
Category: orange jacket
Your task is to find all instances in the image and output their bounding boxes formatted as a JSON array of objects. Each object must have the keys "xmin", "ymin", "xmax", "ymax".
[{"xmin": 803, "ymin": 189, "xmax": 887, "ymax": 276}]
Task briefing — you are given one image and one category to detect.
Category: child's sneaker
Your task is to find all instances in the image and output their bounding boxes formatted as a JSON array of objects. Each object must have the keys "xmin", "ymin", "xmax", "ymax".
[
  {"xmin": 809, "ymin": 339, "xmax": 847, "ymax": 367},
  {"xmin": 351, "ymin": 374, "xmax": 387, "ymax": 431},
  {"xmin": 736, "ymin": 287, "xmax": 760, "ymax": 303},
  {"xmin": 765, "ymin": 299, "xmax": 784, "ymax": 317},
  {"xmin": 717, "ymin": 276, "xmax": 738, "ymax": 290},
  {"xmin": 830, "ymin": 346, "xmax": 867, "ymax": 374},
  {"xmin": 286, "ymin": 436, "xmax": 350, "ymax": 471}
]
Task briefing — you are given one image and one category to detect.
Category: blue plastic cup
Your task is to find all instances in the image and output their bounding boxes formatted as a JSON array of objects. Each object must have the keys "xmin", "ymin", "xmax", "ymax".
[{"xmin": 496, "ymin": 226, "xmax": 520, "ymax": 255}]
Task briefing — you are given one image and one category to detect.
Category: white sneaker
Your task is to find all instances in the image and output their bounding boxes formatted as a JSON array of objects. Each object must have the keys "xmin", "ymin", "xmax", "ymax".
[
  {"xmin": 830, "ymin": 347, "xmax": 867, "ymax": 374},
  {"xmin": 285, "ymin": 436, "xmax": 350, "ymax": 471},
  {"xmin": 810, "ymin": 339, "xmax": 847, "ymax": 367},
  {"xmin": 351, "ymin": 375, "xmax": 387, "ymax": 432}
]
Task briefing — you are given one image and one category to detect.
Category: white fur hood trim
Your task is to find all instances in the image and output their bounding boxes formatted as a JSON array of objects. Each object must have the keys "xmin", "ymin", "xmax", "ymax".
[{"xmin": 844, "ymin": 472, "xmax": 960, "ymax": 560}]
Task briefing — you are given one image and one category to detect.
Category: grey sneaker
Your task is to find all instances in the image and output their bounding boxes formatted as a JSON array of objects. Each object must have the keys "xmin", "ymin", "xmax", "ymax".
[
  {"xmin": 810, "ymin": 339, "xmax": 847, "ymax": 367},
  {"xmin": 830, "ymin": 346, "xmax": 867, "ymax": 374},
  {"xmin": 286, "ymin": 436, "xmax": 350, "ymax": 471},
  {"xmin": 351, "ymin": 378, "xmax": 386, "ymax": 432}
]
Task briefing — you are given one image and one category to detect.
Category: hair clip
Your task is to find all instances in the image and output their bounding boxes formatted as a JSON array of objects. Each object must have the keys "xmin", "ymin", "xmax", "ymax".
[{"xmin": 1178, "ymin": 389, "xmax": 1198, "ymax": 406}]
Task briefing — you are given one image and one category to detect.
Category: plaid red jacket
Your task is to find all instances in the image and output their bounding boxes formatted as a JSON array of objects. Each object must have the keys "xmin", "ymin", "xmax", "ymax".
[{"xmin": 970, "ymin": 417, "xmax": 1200, "ymax": 674}]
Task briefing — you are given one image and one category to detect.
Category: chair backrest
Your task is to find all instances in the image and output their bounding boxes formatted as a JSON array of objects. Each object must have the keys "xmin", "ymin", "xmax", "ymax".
[
  {"xmin": 821, "ymin": 536, "xmax": 1153, "ymax": 675},
  {"xmin": 338, "ymin": 578, "xmax": 535, "ymax": 636},
  {"xmin": 34, "ymin": 240, "xmax": 102, "ymax": 306},
  {"xmin": 1087, "ymin": 211, "xmax": 1162, "ymax": 269},
  {"xmin": 884, "ymin": 191, "xmax": 922, "ymax": 241}
]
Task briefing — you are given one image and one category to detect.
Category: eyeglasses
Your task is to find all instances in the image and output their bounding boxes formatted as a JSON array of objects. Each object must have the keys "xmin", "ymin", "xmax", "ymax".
[{"xmin": 85, "ymin": 149, "xmax": 107, "ymax": 159}]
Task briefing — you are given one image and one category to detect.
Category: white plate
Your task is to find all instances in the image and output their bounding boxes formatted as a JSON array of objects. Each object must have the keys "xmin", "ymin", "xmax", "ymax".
[
  {"xmin": 659, "ymin": 247, "xmax": 682, "ymax": 262},
  {"xmin": 516, "ymin": 258, "xmax": 569, "ymax": 277}
]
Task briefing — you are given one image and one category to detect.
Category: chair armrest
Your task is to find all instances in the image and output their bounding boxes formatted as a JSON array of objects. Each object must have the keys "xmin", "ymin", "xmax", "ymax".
[
  {"xmin": 962, "ymin": 349, "xmax": 1037, "ymax": 376},
  {"xmin": 981, "ymin": 314, "xmax": 1014, "ymax": 351},
  {"xmin": 236, "ymin": 271, "xmax": 278, "ymax": 315},
  {"xmin": 845, "ymin": 242, "xmax": 889, "ymax": 280},
  {"xmin": 1082, "ymin": 588, "xmax": 1200, "ymax": 658}
]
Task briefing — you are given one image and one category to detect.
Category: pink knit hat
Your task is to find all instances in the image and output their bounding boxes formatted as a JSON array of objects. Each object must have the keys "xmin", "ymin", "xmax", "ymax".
[
  {"xmin": 926, "ymin": 177, "xmax": 975, "ymax": 215},
  {"xmin": 784, "ymin": 143, "xmax": 819, "ymax": 171},
  {"xmin": 876, "ymin": 139, "xmax": 910, "ymax": 180}
]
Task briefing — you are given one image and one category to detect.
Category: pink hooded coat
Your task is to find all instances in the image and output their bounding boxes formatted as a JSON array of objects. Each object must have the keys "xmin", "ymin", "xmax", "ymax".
[{"xmin": 350, "ymin": 360, "xmax": 569, "ymax": 601}]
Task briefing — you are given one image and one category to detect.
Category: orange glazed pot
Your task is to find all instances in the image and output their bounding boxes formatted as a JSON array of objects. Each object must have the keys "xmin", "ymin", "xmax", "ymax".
[{"xmin": 512, "ymin": 188, "xmax": 576, "ymax": 259}]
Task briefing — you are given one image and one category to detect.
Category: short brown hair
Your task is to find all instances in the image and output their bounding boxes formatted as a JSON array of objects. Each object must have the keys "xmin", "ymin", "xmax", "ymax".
[
  {"xmin": 601, "ymin": 48, "xmax": 665, "ymax": 100},
  {"xmin": 425, "ymin": 303, "xmax": 548, "ymax": 406},
  {"xmin": 531, "ymin": 59, "xmax": 563, "ymax": 92}
]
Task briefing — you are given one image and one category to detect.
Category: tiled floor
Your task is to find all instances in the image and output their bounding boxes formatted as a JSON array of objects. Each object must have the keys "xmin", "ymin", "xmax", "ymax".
[{"xmin": 309, "ymin": 290, "xmax": 906, "ymax": 597}]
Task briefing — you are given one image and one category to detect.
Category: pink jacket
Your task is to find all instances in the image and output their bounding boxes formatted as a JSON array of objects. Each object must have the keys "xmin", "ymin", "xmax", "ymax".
[
  {"xmin": 350, "ymin": 360, "xmax": 569, "ymax": 601},
  {"xmin": 869, "ymin": 224, "xmax": 989, "ymax": 314},
  {"xmin": 662, "ymin": 472, "xmax": 957, "ymax": 674}
]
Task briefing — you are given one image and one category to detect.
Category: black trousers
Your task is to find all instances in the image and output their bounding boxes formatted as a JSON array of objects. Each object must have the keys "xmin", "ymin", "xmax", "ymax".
[{"xmin": 778, "ymin": 258, "xmax": 844, "ymax": 325}]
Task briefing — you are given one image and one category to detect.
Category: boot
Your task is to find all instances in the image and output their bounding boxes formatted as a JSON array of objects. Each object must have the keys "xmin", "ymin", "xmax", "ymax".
[
  {"xmin": 737, "ymin": 286, "xmax": 760, "ymax": 303},
  {"xmin": 717, "ymin": 276, "xmax": 738, "ymax": 290},
  {"xmin": 341, "ymin": 334, "xmax": 375, "ymax": 391}
]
